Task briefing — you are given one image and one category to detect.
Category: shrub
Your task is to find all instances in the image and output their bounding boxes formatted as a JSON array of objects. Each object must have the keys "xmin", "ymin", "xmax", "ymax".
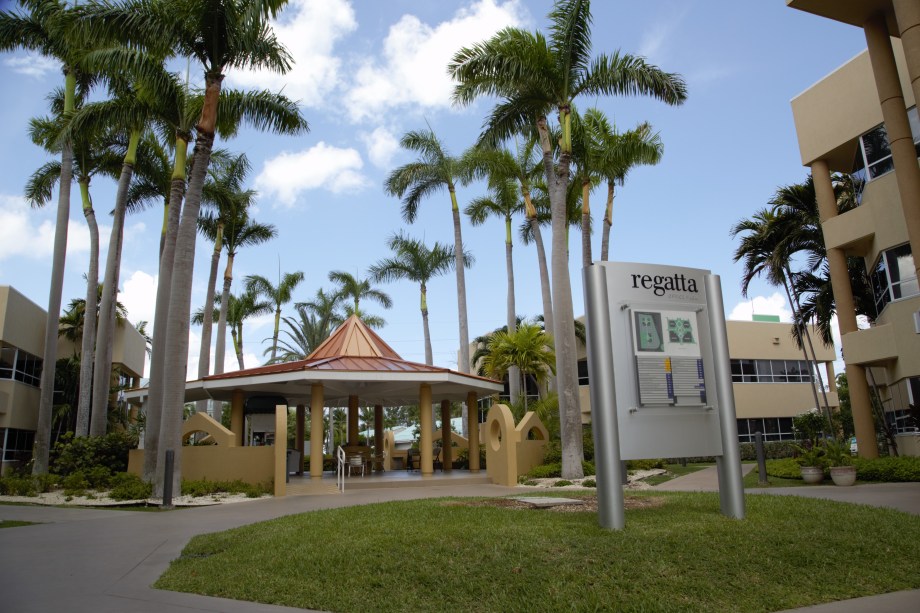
[
  {"xmin": 84, "ymin": 465, "xmax": 114, "ymax": 489},
  {"xmin": 108, "ymin": 473, "xmax": 153, "ymax": 501},
  {"xmin": 738, "ymin": 441, "xmax": 799, "ymax": 461},
  {"xmin": 62, "ymin": 472, "xmax": 89, "ymax": 496},
  {"xmin": 542, "ymin": 441, "xmax": 562, "ymax": 464},
  {"xmin": 181, "ymin": 478, "xmax": 270, "ymax": 498},
  {"xmin": 627, "ymin": 459, "xmax": 667, "ymax": 471},
  {"xmin": 0, "ymin": 475, "xmax": 37, "ymax": 496},
  {"xmin": 765, "ymin": 458, "xmax": 806, "ymax": 480},
  {"xmin": 853, "ymin": 456, "xmax": 920, "ymax": 482},
  {"xmin": 582, "ymin": 478, "xmax": 597, "ymax": 488},
  {"xmin": 33, "ymin": 473, "xmax": 57, "ymax": 493},
  {"xmin": 582, "ymin": 460, "xmax": 596, "ymax": 476},
  {"xmin": 554, "ymin": 479, "xmax": 573, "ymax": 487},
  {"xmin": 528, "ymin": 463, "xmax": 562, "ymax": 479},
  {"xmin": 51, "ymin": 431, "xmax": 137, "ymax": 477}
]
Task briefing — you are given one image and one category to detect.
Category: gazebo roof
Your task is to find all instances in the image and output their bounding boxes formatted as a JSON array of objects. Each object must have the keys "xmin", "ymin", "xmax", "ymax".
[{"xmin": 129, "ymin": 316, "xmax": 502, "ymax": 406}]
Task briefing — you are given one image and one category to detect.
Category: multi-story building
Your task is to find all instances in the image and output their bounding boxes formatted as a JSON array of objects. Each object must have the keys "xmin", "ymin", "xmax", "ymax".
[
  {"xmin": 788, "ymin": 0, "xmax": 920, "ymax": 457},
  {"xmin": 475, "ymin": 316, "xmax": 838, "ymax": 444},
  {"xmin": 0, "ymin": 285, "xmax": 146, "ymax": 474}
]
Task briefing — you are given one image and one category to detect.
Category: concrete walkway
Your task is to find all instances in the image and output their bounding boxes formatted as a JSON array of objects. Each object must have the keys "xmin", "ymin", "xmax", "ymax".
[
  {"xmin": 2, "ymin": 471, "xmax": 918, "ymax": 612},
  {"xmin": 653, "ymin": 465, "xmax": 920, "ymax": 612}
]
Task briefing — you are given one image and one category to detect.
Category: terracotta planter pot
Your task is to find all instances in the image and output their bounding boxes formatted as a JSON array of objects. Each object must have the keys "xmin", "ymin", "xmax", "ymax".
[
  {"xmin": 830, "ymin": 466, "xmax": 856, "ymax": 487},
  {"xmin": 800, "ymin": 466, "xmax": 825, "ymax": 484}
]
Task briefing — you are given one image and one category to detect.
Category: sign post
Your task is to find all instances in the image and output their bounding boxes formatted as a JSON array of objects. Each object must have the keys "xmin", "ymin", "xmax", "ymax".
[{"xmin": 584, "ymin": 261, "xmax": 745, "ymax": 529}]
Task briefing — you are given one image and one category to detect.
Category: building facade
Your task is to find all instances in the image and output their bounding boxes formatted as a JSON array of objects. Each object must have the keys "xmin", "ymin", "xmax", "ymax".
[
  {"xmin": 788, "ymin": 0, "xmax": 920, "ymax": 456},
  {"xmin": 0, "ymin": 286, "xmax": 146, "ymax": 474}
]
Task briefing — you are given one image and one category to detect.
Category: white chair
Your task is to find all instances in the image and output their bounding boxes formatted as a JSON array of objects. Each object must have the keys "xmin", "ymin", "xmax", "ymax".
[{"xmin": 347, "ymin": 453, "xmax": 365, "ymax": 477}]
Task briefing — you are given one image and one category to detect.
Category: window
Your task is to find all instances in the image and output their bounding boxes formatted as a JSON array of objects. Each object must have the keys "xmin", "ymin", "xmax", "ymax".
[
  {"xmin": 1, "ymin": 428, "xmax": 35, "ymax": 463},
  {"xmin": 577, "ymin": 359, "xmax": 589, "ymax": 385},
  {"xmin": 730, "ymin": 359, "xmax": 813, "ymax": 384},
  {"xmin": 736, "ymin": 418, "xmax": 795, "ymax": 442},
  {"xmin": 0, "ymin": 344, "xmax": 42, "ymax": 388},
  {"xmin": 871, "ymin": 244, "xmax": 919, "ymax": 315},
  {"xmin": 853, "ymin": 106, "xmax": 920, "ymax": 182}
]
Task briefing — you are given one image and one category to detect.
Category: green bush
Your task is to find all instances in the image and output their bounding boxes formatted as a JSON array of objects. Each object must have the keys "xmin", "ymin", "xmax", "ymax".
[
  {"xmin": 51, "ymin": 431, "xmax": 137, "ymax": 477},
  {"xmin": 84, "ymin": 465, "xmax": 114, "ymax": 489},
  {"xmin": 33, "ymin": 473, "xmax": 58, "ymax": 493},
  {"xmin": 582, "ymin": 460, "xmax": 596, "ymax": 476},
  {"xmin": 627, "ymin": 459, "xmax": 667, "ymax": 471},
  {"xmin": 582, "ymin": 478, "xmax": 597, "ymax": 488},
  {"xmin": 765, "ymin": 458, "xmax": 803, "ymax": 479},
  {"xmin": 853, "ymin": 456, "xmax": 920, "ymax": 482},
  {"xmin": 528, "ymin": 463, "xmax": 562, "ymax": 479},
  {"xmin": 61, "ymin": 471, "xmax": 89, "ymax": 496},
  {"xmin": 738, "ymin": 441, "xmax": 799, "ymax": 461},
  {"xmin": 108, "ymin": 473, "xmax": 153, "ymax": 501},
  {"xmin": 182, "ymin": 478, "xmax": 270, "ymax": 498},
  {"xmin": 541, "ymin": 441, "xmax": 562, "ymax": 464},
  {"xmin": 0, "ymin": 475, "xmax": 37, "ymax": 496},
  {"xmin": 554, "ymin": 480, "xmax": 573, "ymax": 487}
]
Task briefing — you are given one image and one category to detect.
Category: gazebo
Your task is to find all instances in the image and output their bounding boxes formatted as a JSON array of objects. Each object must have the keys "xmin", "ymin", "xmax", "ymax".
[{"xmin": 174, "ymin": 315, "xmax": 503, "ymax": 479}]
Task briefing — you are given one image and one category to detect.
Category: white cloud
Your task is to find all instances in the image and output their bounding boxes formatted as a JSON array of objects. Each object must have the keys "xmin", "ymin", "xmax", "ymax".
[
  {"xmin": 254, "ymin": 142, "xmax": 368, "ymax": 207},
  {"xmin": 227, "ymin": 0, "xmax": 357, "ymax": 107},
  {"xmin": 3, "ymin": 53, "xmax": 59, "ymax": 78},
  {"xmin": 343, "ymin": 0, "xmax": 527, "ymax": 122},
  {"xmin": 0, "ymin": 194, "xmax": 98, "ymax": 261},
  {"xmin": 361, "ymin": 126, "xmax": 400, "ymax": 168},
  {"xmin": 727, "ymin": 293, "xmax": 792, "ymax": 322},
  {"xmin": 120, "ymin": 270, "xmax": 158, "ymax": 328}
]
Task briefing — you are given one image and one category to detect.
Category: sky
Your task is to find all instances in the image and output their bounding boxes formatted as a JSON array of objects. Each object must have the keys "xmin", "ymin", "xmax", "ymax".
[{"xmin": 0, "ymin": 0, "xmax": 871, "ymax": 380}]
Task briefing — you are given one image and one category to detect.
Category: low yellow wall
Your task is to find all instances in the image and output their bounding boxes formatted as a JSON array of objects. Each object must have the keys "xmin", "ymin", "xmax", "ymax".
[
  {"xmin": 128, "ymin": 446, "xmax": 275, "ymax": 486},
  {"xmin": 485, "ymin": 404, "xmax": 548, "ymax": 486},
  {"xmin": 895, "ymin": 434, "xmax": 920, "ymax": 457}
]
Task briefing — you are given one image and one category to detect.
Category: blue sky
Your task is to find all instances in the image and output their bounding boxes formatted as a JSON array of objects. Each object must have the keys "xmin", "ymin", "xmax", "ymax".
[{"xmin": 0, "ymin": 0, "xmax": 869, "ymax": 378}]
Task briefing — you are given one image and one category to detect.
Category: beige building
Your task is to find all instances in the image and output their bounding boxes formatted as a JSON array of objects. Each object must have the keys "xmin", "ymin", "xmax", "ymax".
[
  {"xmin": 476, "ymin": 317, "xmax": 837, "ymax": 444},
  {"xmin": 0, "ymin": 285, "xmax": 146, "ymax": 473},
  {"xmin": 788, "ymin": 0, "xmax": 920, "ymax": 456}
]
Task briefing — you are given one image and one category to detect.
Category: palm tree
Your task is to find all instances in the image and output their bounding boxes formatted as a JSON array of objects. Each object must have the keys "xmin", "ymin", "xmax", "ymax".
[
  {"xmin": 0, "ymin": 0, "xmax": 97, "ymax": 474},
  {"xmin": 584, "ymin": 114, "xmax": 663, "ymax": 261},
  {"xmin": 273, "ymin": 303, "xmax": 335, "ymax": 362},
  {"xmin": 200, "ymin": 204, "xmax": 277, "ymax": 381},
  {"xmin": 482, "ymin": 323, "xmax": 556, "ymax": 412},
  {"xmin": 245, "ymin": 269, "xmax": 305, "ymax": 363},
  {"xmin": 193, "ymin": 289, "xmax": 272, "ymax": 371},
  {"xmin": 384, "ymin": 127, "xmax": 474, "ymax": 374},
  {"xmin": 369, "ymin": 233, "xmax": 469, "ymax": 365},
  {"xmin": 328, "ymin": 270, "xmax": 393, "ymax": 326},
  {"xmin": 450, "ymin": 0, "xmax": 687, "ymax": 478}
]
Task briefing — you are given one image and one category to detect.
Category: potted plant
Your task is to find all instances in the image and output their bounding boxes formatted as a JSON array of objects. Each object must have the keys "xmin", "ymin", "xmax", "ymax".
[
  {"xmin": 794, "ymin": 443, "xmax": 826, "ymax": 484},
  {"xmin": 823, "ymin": 440, "xmax": 856, "ymax": 486}
]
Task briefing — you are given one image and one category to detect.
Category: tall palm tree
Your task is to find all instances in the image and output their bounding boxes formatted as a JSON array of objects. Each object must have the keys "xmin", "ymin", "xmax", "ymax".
[
  {"xmin": 78, "ymin": 0, "xmax": 302, "ymax": 494},
  {"xmin": 245, "ymin": 269, "xmax": 305, "ymax": 363},
  {"xmin": 464, "ymin": 176, "xmax": 525, "ymax": 399},
  {"xmin": 200, "ymin": 204, "xmax": 277, "ymax": 381},
  {"xmin": 328, "ymin": 270, "xmax": 392, "ymax": 325},
  {"xmin": 482, "ymin": 323, "xmax": 556, "ymax": 412},
  {"xmin": 0, "ymin": 0, "xmax": 97, "ymax": 474},
  {"xmin": 583, "ymin": 114, "xmax": 663, "ymax": 261},
  {"xmin": 369, "ymin": 233, "xmax": 469, "ymax": 365},
  {"xmin": 273, "ymin": 302, "xmax": 336, "ymax": 362},
  {"xmin": 450, "ymin": 0, "xmax": 687, "ymax": 478},
  {"xmin": 384, "ymin": 127, "xmax": 474, "ymax": 373},
  {"xmin": 193, "ymin": 289, "xmax": 272, "ymax": 370}
]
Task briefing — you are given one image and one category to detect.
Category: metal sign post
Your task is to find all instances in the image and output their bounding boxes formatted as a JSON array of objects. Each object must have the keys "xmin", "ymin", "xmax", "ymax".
[{"xmin": 584, "ymin": 261, "xmax": 745, "ymax": 529}]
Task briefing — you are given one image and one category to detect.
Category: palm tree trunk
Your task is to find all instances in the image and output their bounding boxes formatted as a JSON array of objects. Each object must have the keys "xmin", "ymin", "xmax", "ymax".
[
  {"xmin": 196, "ymin": 223, "xmax": 223, "ymax": 413},
  {"xmin": 581, "ymin": 179, "xmax": 592, "ymax": 269},
  {"xmin": 541, "ymin": 113, "xmax": 583, "ymax": 479},
  {"xmin": 420, "ymin": 282, "xmax": 433, "ymax": 365},
  {"xmin": 144, "ymin": 140, "xmax": 188, "ymax": 482},
  {"xmin": 75, "ymin": 180, "xmax": 99, "ymax": 438},
  {"xmin": 449, "ymin": 188, "xmax": 470, "ymax": 437},
  {"xmin": 33, "ymin": 71, "xmax": 76, "ymax": 476},
  {"xmin": 214, "ymin": 254, "xmax": 234, "ymax": 376},
  {"xmin": 505, "ymin": 217, "xmax": 521, "ymax": 403},
  {"xmin": 600, "ymin": 182, "xmax": 614, "ymax": 261},
  {"xmin": 158, "ymin": 72, "xmax": 222, "ymax": 497},
  {"xmin": 233, "ymin": 324, "xmax": 245, "ymax": 370},
  {"xmin": 271, "ymin": 306, "xmax": 281, "ymax": 362},
  {"xmin": 90, "ymin": 130, "xmax": 140, "ymax": 437}
]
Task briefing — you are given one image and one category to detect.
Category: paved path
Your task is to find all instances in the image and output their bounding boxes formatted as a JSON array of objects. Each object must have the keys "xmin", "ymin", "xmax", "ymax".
[
  {"xmin": 2, "ymin": 471, "xmax": 918, "ymax": 613},
  {"xmin": 0, "ymin": 483, "xmax": 517, "ymax": 613}
]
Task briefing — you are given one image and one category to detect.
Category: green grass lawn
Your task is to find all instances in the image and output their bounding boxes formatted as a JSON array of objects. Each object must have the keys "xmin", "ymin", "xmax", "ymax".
[
  {"xmin": 0, "ymin": 520, "xmax": 35, "ymax": 529},
  {"xmin": 642, "ymin": 463, "xmax": 709, "ymax": 486},
  {"xmin": 156, "ymin": 492, "xmax": 920, "ymax": 612},
  {"xmin": 742, "ymin": 468, "xmax": 813, "ymax": 488}
]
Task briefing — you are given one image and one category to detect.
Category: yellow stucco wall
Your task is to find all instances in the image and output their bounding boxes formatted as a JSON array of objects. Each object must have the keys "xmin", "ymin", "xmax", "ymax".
[{"xmin": 128, "ymin": 446, "xmax": 275, "ymax": 486}]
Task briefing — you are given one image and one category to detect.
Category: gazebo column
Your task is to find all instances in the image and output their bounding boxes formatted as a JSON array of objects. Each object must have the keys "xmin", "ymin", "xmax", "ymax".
[
  {"xmin": 440, "ymin": 399, "xmax": 452, "ymax": 472},
  {"xmin": 374, "ymin": 404, "xmax": 384, "ymax": 472},
  {"xmin": 295, "ymin": 404, "xmax": 305, "ymax": 476},
  {"xmin": 231, "ymin": 389, "xmax": 245, "ymax": 446},
  {"xmin": 347, "ymin": 395, "xmax": 360, "ymax": 445},
  {"xmin": 310, "ymin": 384, "xmax": 324, "ymax": 480},
  {"xmin": 467, "ymin": 391, "xmax": 480, "ymax": 473},
  {"xmin": 419, "ymin": 384, "xmax": 433, "ymax": 476}
]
